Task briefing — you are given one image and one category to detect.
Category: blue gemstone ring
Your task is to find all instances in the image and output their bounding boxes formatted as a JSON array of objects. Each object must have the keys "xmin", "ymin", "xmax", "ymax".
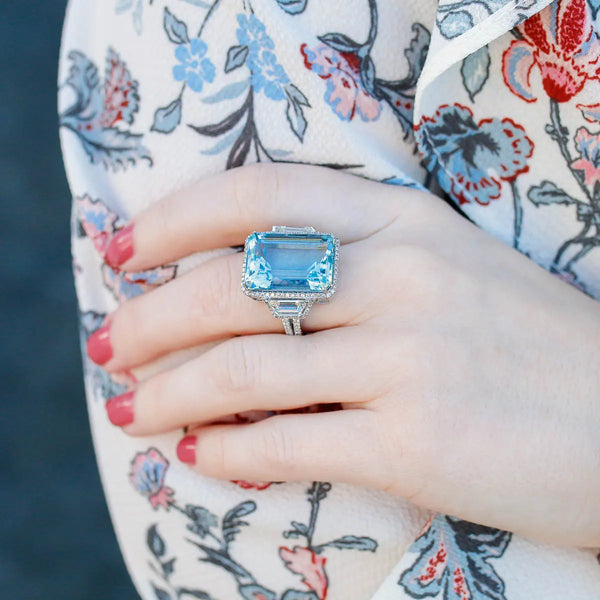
[{"xmin": 241, "ymin": 226, "xmax": 340, "ymax": 335}]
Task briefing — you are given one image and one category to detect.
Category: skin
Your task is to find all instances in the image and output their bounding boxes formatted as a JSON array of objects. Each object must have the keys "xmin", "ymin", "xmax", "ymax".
[{"xmin": 99, "ymin": 163, "xmax": 600, "ymax": 548}]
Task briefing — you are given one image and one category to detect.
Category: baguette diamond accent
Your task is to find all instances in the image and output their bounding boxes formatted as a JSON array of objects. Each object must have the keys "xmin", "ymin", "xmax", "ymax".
[{"xmin": 241, "ymin": 226, "xmax": 340, "ymax": 335}]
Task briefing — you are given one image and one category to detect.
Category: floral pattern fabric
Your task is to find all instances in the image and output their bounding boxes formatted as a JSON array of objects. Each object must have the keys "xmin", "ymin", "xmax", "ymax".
[{"xmin": 59, "ymin": 0, "xmax": 600, "ymax": 599}]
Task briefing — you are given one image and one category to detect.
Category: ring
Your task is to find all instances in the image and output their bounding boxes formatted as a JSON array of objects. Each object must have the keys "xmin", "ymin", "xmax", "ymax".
[{"xmin": 241, "ymin": 226, "xmax": 340, "ymax": 335}]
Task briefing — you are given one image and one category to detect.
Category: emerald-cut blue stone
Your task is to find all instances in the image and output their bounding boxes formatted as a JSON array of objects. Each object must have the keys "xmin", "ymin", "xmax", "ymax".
[{"xmin": 244, "ymin": 231, "xmax": 336, "ymax": 292}]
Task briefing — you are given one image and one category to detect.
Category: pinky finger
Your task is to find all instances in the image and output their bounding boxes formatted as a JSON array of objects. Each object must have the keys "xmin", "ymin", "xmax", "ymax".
[{"xmin": 177, "ymin": 410, "xmax": 391, "ymax": 490}]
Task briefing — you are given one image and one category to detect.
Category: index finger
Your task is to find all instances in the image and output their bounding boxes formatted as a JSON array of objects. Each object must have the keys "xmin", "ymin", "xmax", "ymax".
[{"xmin": 104, "ymin": 163, "xmax": 410, "ymax": 271}]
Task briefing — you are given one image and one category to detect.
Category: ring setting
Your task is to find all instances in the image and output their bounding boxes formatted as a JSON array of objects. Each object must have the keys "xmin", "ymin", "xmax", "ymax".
[{"xmin": 241, "ymin": 226, "xmax": 340, "ymax": 335}]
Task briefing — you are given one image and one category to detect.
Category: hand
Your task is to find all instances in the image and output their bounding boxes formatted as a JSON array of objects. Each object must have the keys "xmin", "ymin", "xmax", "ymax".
[{"xmin": 87, "ymin": 164, "xmax": 600, "ymax": 547}]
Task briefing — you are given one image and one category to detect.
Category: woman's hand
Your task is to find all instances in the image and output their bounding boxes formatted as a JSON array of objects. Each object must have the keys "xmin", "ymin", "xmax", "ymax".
[{"xmin": 87, "ymin": 164, "xmax": 600, "ymax": 547}]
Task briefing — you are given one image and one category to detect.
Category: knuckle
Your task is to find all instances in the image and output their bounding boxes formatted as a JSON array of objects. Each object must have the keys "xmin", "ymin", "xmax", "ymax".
[
  {"xmin": 386, "ymin": 243, "xmax": 451, "ymax": 309},
  {"xmin": 194, "ymin": 428, "xmax": 233, "ymax": 479},
  {"xmin": 147, "ymin": 372, "xmax": 166, "ymax": 409},
  {"xmin": 209, "ymin": 430, "xmax": 231, "ymax": 477},
  {"xmin": 217, "ymin": 338, "xmax": 261, "ymax": 395},
  {"xmin": 228, "ymin": 163, "xmax": 284, "ymax": 221},
  {"xmin": 396, "ymin": 243, "xmax": 445, "ymax": 276},
  {"xmin": 228, "ymin": 164, "xmax": 271, "ymax": 221},
  {"xmin": 188, "ymin": 258, "xmax": 236, "ymax": 325},
  {"xmin": 373, "ymin": 411, "xmax": 430, "ymax": 500},
  {"xmin": 155, "ymin": 196, "xmax": 178, "ymax": 241},
  {"xmin": 136, "ymin": 373, "xmax": 168, "ymax": 431},
  {"xmin": 391, "ymin": 188, "xmax": 446, "ymax": 225},
  {"xmin": 258, "ymin": 422, "xmax": 297, "ymax": 471},
  {"xmin": 262, "ymin": 163, "xmax": 282, "ymax": 206},
  {"xmin": 112, "ymin": 298, "xmax": 151, "ymax": 358}
]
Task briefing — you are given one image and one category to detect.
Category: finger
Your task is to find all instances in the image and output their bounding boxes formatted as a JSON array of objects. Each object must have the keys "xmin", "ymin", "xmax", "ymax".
[
  {"xmin": 177, "ymin": 410, "xmax": 393, "ymax": 490},
  {"xmin": 105, "ymin": 163, "xmax": 412, "ymax": 270},
  {"xmin": 91, "ymin": 242, "xmax": 375, "ymax": 373},
  {"xmin": 106, "ymin": 327, "xmax": 390, "ymax": 435}
]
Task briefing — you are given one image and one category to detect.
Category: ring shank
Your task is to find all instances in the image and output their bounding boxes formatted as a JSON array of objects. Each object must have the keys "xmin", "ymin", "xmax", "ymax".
[{"xmin": 281, "ymin": 316, "xmax": 303, "ymax": 335}]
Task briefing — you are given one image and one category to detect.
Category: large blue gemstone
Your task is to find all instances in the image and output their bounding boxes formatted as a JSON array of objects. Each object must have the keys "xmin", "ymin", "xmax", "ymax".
[{"xmin": 244, "ymin": 231, "xmax": 336, "ymax": 292}]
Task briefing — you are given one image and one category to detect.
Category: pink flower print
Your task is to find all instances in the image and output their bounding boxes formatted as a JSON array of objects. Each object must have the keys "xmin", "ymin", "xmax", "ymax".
[
  {"xmin": 76, "ymin": 196, "xmax": 178, "ymax": 301},
  {"xmin": 76, "ymin": 195, "xmax": 119, "ymax": 254},
  {"xmin": 102, "ymin": 262, "xmax": 178, "ymax": 302},
  {"xmin": 279, "ymin": 546, "xmax": 329, "ymax": 600},
  {"xmin": 577, "ymin": 102, "xmax": 600, "ymax": 123},
  {"xmin": 571, "ymin": 127, "xmax": 600, "ymax": 186},
  {"xmin": 129, "ymin": 448, "xmax": 175, "ymax": 510},
  {"xmin": 301, "ymin": 43, "xmax": 381, "ymax": 122},
  {"xmin": 502, "ymin": 0, "xmax": 600, "ymax": 103}
]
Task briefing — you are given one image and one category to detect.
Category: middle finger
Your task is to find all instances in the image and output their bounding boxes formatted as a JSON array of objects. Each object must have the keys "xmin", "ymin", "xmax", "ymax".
[{"xmin": 89, "ymin": 241, "xmax": 373, "ymax": 373}]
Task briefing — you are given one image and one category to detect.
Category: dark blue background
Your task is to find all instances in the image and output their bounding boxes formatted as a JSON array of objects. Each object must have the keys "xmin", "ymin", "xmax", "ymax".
[{"xmin": 1, "ymin": 2, "xmax": 137, "ymax": 598}]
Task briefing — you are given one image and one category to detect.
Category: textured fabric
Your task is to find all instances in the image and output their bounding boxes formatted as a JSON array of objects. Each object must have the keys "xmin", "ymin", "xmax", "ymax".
[{"xmin": 58, "ymin": 1, "xmax": 600, "ymax": 598}]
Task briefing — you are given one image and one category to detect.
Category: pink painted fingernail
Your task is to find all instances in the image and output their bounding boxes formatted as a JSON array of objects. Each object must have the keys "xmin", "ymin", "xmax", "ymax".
[
  {"xmin": 177, "ymin": 435, "xmax": 197, "ymax": 465},
  {"xmin": 106, "ymin": 391, "xmax": 135, "ymax": 427},
  {"xmin": 105, "ymin": 223, "xmax": 134, "ymax": 268},
  {"xmin": 87, "ymin": 324, "xmax": 113, "ymax": 365}
]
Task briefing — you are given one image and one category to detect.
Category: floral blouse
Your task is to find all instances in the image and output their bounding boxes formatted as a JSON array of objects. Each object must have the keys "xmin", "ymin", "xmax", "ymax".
[{"xmin": 58, "ymin": 0, "xmax": 600, "ymax": 599}]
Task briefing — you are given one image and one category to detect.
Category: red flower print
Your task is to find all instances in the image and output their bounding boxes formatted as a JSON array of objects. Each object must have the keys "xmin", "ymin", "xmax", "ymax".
[
  {"xmin": 60, "ymin": 49, "xmax": 150, "ymax": 170},
  {"xmin": 418, "ymin": 542, "xmax": 448, "ymax": 585},
  {"xmin": 503, "ymin": 0, "xmax": 600, "ymax": 103},
  {"xmin": 101, "ymin": 48, "xmax": 140, "ymax": 128},
  {"xmin": 452, "ymin": 566, "xmax": 471, "ymax": 600},
  {"xmin": 301, "ymin": 43, "xmax": 381, "ymax": 122},
  {"xmin": 415, "ymin": 104, "xmax": 534, "ymax": 205},
  {"xmin": 279, "ymin": 546, "xmax": 329, "ymax": 600},
  {"xmin": 231, "ymin": 480, "xmax": 272, "ymax": 491}
]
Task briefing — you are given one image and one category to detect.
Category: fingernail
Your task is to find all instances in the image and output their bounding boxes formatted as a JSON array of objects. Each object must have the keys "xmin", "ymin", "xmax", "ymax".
[
  {"xmin": 177, "ymin": 435, "xmax": 197, "ymax": 465},
  {"xmin": 105, "ymin": 223, "xmax": 134, "ymax": 268},
  {"xmin": 87, "ymin": 324, "xmax": 113, "ymax": 365},
  {"xmin": 106, "ymin": 391, "xmax": 135, "ymax": 427}
]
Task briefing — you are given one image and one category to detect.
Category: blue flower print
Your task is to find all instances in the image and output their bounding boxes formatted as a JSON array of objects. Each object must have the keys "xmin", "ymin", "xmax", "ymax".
[
  {"xmin": 251, "ymin": 49, "xmax": 290, "ymax": 100},
  {"xmin": 236, "ymin": 13, "xmax": 274, "ymax": 55},
  {"xmin": 173, "ymin": 38, "xmax": 215, "ymax": 92},
  {"xmin": 236, "ymin": 14, "xmax": 290, "ymax": 100},
  {"xmin": 415, "ymin": 103, "xmax": 533, "ymax": 206}
]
